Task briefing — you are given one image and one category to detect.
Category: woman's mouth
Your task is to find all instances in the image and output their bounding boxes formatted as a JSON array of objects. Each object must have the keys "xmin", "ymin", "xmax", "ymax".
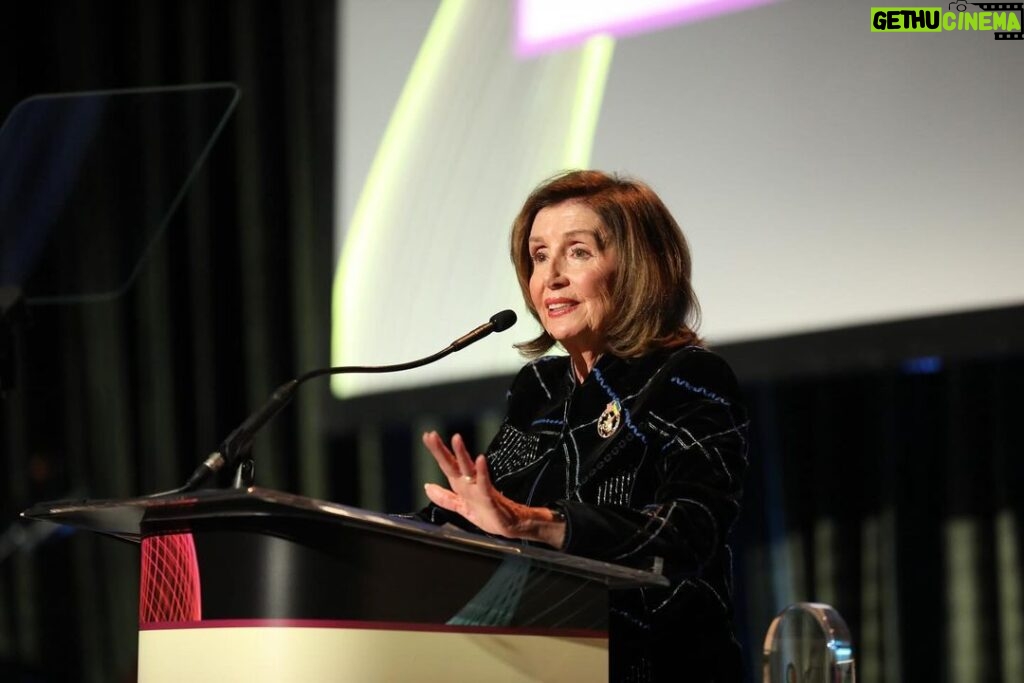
[{"xmin": 545, "ymin": 299, "xmax": 578, "ymax": 317}]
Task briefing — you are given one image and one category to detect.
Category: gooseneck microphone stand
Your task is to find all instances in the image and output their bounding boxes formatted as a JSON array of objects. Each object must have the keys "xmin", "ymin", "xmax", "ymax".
[{"xmin": 150, "ymin": 310, "xmax": 517, "ymax": 497}]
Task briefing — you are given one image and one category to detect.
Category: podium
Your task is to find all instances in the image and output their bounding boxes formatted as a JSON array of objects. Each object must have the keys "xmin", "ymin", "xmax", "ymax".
[{"xmin": 23, "ymin": 487, "xmax": 667, "ymax": 682}]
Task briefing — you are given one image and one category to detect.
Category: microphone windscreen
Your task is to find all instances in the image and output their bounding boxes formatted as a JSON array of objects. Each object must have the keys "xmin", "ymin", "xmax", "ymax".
[{"xmin": 489, "ymin": 309, "xmax": 517, "ymax": 332}]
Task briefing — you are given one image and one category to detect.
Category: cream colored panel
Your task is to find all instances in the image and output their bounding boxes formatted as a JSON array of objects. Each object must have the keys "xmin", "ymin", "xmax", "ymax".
[{"xmin": 139, "ymin": 626, "xmax": 608, "ymax": 682}]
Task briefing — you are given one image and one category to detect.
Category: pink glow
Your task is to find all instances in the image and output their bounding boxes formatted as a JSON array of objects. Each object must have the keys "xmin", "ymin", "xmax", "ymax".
[
  {"xmin": 139, "ymin": 534, "xmax": 202, "ymax": 625},
  {"xmin": 516, "ymin": 0, "xmax": 777, "ymax": 58}
]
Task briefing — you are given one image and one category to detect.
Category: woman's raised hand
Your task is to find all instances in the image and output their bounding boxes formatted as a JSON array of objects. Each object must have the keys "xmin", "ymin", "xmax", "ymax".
[{"xmin": 421, "ymin": 431, "xmax": 565, "ymax": 548}]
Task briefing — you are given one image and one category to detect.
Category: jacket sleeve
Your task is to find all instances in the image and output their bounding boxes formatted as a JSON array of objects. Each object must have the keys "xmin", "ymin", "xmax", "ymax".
[{"xmin": 558, "ymin": 353, "xmax": 749, "ymax": 571}]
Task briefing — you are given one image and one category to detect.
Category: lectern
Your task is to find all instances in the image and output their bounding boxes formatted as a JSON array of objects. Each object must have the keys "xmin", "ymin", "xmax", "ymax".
[{"xmin": 23, "ymin": 487, "xmax": 666, "ymax": 682}]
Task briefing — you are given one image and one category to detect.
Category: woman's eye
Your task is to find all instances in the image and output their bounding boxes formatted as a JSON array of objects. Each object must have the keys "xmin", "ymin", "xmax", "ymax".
[
  {"xmin": 531, "ymin": 251, "xmax": 547, "ymax": 263},
  {"xmin": 570, "ymin": 246, "xmax": 591, "ymax": 259}
]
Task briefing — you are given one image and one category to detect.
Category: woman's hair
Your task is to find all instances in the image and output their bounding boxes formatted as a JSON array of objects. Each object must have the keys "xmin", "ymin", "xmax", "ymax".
[{"xmin": 510, "ymin": 169, "xmax": 702, "ymax": 358}]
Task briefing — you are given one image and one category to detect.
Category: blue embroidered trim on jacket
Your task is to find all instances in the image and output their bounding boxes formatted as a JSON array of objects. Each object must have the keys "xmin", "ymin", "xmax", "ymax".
[{"xmin": 669, "ymin": 376, "xmax": 730, "ymax": 405}]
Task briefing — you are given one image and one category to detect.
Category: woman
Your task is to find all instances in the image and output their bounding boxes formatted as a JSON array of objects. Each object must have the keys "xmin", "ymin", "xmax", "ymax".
[{"xmin": 420, "ymin": 170, "xmax": 748, "ymax": 682}]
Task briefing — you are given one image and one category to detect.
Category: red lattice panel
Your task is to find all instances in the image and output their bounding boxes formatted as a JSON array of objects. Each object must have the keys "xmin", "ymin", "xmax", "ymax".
[{"xmin": 139, "ymin": 533, "xmax": 202, "ymax": 625}]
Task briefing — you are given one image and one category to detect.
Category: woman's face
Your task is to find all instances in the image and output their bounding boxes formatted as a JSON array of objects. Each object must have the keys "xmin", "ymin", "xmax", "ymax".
[{"xmin": 528, "ymin": 201, "xmax": 617, "ymax": 360}]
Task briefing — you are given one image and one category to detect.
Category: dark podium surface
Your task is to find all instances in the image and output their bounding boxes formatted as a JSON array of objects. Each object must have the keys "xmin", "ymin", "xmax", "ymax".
[{"xmin": 21, "ymin": 486, "xmax": 667, "ymax": 590}]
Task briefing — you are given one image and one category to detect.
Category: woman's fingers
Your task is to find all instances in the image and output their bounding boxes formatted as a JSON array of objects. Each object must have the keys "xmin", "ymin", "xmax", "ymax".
[
  {"xmin": 422, "ymin": 431, "xmax": 496, "ymax": 516},
  {"xmin": 474, "ymin": 454, "xmax": 492, "ymax": 487},
  {"xmin": 423, "ymin": 431, "xmax": 485, "ymax": 487},
  {"xmin": 424, "ymin": 482, "xmax": 462, "ymax": 513},
  {"xmin": 422, "ymin": 431, "xmax": 459, "ymax": 480},
  {"xmin": 451, "ymin": 433, "xmax": 477, "ymax": 479}
]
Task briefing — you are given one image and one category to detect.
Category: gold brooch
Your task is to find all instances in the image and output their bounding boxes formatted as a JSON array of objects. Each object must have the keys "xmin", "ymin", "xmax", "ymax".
[{"xmin": 597, "ymin": 400, "xmax": 622, "ymax": 438}]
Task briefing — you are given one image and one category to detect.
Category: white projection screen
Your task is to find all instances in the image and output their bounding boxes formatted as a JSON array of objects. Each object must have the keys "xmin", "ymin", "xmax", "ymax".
[{"xmin": 333, "ymin": 0, "xmax": 1024, "ymax": 399}]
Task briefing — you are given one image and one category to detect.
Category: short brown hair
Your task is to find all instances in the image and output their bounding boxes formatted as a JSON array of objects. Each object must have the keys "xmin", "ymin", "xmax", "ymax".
[{"xmin": 510, "ymin": 170, "xmax": 702, "ymax": 358}]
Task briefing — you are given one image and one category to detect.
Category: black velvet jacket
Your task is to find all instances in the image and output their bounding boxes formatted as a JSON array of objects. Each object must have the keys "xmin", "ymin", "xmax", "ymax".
[{"xmin": 423, "ymin": 345, "xmax": 749, "ymax": 682}]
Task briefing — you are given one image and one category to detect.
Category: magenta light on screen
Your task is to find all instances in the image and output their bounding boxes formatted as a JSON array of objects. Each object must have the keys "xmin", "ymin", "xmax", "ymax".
[{"xmin": 515, "ymin": 0, "xmax": 777, "ymax": 57}]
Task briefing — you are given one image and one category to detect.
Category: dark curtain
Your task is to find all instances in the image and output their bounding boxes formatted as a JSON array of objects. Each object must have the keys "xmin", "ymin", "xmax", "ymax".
[
  {"xmin": 732, "ymin": 351, "xmax": 1024, "ymax": 682},
  {"xmin": 0, "ymin": 1, "xmax": 335, "ymax": 680}
]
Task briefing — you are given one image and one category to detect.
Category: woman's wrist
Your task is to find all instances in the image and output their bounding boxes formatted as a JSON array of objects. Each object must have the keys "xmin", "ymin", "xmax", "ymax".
[{"xmin": 511, "ymin": 504, "xmax": 567, "ymax": 549}]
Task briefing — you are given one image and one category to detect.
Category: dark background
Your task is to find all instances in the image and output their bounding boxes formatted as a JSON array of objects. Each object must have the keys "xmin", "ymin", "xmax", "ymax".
[{"xmin": 1, "ymin": 2, "xmax": 1022, "ymax": 681}]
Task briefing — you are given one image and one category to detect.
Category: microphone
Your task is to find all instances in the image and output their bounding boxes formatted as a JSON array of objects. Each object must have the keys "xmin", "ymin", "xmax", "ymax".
[
  {"xmin": 167, "ymin": 310, "xmax": 518, "ymax": 495},
  {"xmin": 450, "ymin": 309, "xmax": 517, "ymax": 351}
]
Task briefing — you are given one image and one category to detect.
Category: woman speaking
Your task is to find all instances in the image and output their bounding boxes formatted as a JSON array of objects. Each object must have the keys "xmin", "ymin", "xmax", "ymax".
[{"xmin": 419, "ymin": 170, "xmax": 748, "ymax": 682}]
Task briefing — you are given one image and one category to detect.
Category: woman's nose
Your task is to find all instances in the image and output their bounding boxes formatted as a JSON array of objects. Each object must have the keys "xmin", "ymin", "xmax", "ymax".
[{"xmin": 545, "ymin": 259, "xmax": 568, "ymax": 288}]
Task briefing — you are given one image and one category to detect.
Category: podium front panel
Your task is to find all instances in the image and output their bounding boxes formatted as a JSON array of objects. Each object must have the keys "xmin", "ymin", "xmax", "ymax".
[
  {"xmin": 139, "ymin": 519, "xmax": 610, "ymax": 628},
  {"xmin": 138, "ymin": 522, "xmax": 610, "ymax": 681}
]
